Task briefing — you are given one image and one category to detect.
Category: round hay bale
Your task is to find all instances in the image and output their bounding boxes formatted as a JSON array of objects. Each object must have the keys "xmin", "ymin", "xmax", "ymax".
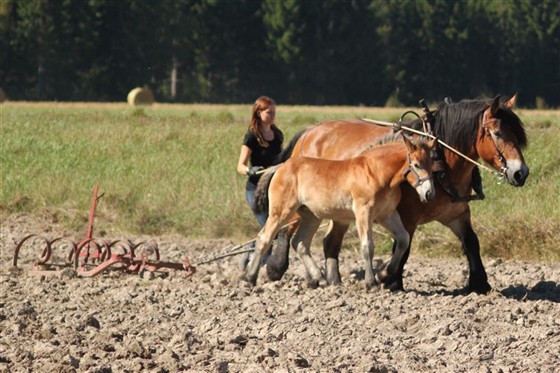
[
  {"xmin": 127, "ymin": 87, "xmax": 154, "ymax": 106},
  {"xmin": 0, "ymin": 87, "xmax": 7, "ymax": 102}
]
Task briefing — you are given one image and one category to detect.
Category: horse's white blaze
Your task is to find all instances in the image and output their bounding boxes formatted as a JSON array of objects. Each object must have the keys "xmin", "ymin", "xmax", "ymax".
[{"xmin": 415, "ymin": 178, "xmax": 435, "ymax": 203}]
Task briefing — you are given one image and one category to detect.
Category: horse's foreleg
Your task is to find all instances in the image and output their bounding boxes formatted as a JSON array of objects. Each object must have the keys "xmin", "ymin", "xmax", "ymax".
[
  {"xmin": 292, "ymin": 215, "xmax": 325, "ymax": 288},
  {"xmin": 376, "ymin": 212, "xmax": 410, "ymax": 290},
  {"xmin": 354, "ymin": 210, "xmax": 376, "ymax": 289},
  {"xmin": 447, "ymin": 211, "xmax": 491, "ymax": 294},
  {"xmin": 323, "ymin": 221, "xmax": 349, "ymax": 285}
]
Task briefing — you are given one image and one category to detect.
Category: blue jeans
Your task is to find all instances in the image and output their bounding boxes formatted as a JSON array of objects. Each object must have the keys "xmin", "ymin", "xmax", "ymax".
[
  {"xmin": 245, "ymin": 183, "xmax": 268, "ymax": 228},
  {"xmin": 245, "ymin": 183, "xmax": 270, "ymax": 265}
]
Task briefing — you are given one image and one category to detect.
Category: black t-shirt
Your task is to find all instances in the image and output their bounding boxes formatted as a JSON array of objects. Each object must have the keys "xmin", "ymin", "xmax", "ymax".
[{"xmin": 243, "ymin": 127, "xmax": 283, "ymax": 186}]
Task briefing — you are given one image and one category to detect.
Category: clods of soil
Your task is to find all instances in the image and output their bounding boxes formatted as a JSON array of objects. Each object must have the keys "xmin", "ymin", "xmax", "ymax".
[{"xmin": 1, "ymin": 213, "xmax": 558, "ymax": 372}]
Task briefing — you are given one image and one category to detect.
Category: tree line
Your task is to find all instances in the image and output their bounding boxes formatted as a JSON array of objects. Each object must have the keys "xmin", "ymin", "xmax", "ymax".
[{"xmin": 1, "ymin": 0, "xmax": 559, "ymax": 107}]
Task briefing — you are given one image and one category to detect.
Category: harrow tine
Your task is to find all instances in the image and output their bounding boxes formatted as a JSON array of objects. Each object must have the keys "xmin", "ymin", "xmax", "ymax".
[{"xmin": 12, "ymin": 234, "xmax": 51, "ymax": 268}]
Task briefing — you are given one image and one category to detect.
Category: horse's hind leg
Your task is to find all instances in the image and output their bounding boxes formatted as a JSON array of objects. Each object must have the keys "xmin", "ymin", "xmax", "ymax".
[
  {"xmin": 266, "ymin": 217, "xmax": 298, "ymax": 281},
  {"xmin": 292, "ymin": 214, "xmax": 325, "ymax": 288},
  {"xmin": 323, "ymin": 221, "xmax": 349, "ymax": 285},
  {"xmin": 245, "ymin": 224, "xmax": 277, "ymax": 285},
  {"xmin": 447, "ymin": 211, "xmax": 491, "ymax": 294},
  {"xmin": 376, "ymin": 211, "xmax": 410, "ymax": 290}
]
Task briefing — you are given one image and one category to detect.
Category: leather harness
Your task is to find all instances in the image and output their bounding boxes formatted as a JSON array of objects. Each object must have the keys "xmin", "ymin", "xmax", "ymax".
[{"xmin": 419, "ymin": 101, "xmax": 485, "ymax": 203}]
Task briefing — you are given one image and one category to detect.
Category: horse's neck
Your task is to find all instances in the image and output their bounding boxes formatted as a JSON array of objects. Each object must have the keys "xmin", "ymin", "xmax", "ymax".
[
  {"xmin": 443, "ymin": 149, "xmax": 478, "ymax": 187},
  {"xmin": 365, "ymin": 146, "xmax": 408, "ymax": 188},
  {"xmin": 434, "ymin": 109, "xmax": 483, "ymax": 186}
]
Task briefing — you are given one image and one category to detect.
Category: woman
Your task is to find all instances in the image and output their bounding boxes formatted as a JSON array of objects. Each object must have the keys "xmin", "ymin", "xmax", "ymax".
[{"xmin": 237, "ymin": 96, "xmax": 284, "ymax": 227}]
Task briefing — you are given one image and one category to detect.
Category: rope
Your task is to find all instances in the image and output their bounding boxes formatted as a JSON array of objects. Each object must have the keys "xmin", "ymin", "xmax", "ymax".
[
  {"xmin": 195, "ymin": 221, "xmax": 329, "ymax": 266},
  {"xmin": 361, "ymin": 117, "xmax": 501, "ymax": 177}
]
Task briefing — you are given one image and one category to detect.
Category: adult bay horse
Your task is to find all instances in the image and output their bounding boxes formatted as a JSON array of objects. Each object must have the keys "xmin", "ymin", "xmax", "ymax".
[
  {"xmin": 263, "ymin": 94, "xmax": 528, "ymax": 294},
  {"xmin": 245, "ymin": 135, "xmax": 438, "ymax": 287}
]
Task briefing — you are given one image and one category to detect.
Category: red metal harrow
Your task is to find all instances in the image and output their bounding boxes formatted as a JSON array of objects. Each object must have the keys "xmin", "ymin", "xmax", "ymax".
[{"xmin": 11, "ymin": 185, "xmax": 196, "ymax": 278}]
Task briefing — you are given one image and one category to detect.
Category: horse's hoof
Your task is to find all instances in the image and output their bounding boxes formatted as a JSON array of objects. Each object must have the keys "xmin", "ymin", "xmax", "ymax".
[
  {"xmin": 374, "ymin": 270, "xmax": 388, "ymax": 284},
  {"xmin": 366, "ymin": 276, "xmax": 382, "ymax": 291},
  {"xmin": 467, "ymin": 281, "xmax": 492, "ymax": 294},
  {"xmin": 238, "ymin": 252, "xmax": 251, "ymax": 272},
  {"xmin": 241, "ymin": 273, "xmax": 257, "ymax": 286},
  {"xmin": 306, "ymin": 278, "xmax": 320, "ymax": 289},
  {"xmin": 327, "ymin": 278, "xmax": 342, "ymax": 286},
  {"xmin": 383, "ymin": 278, "xmax": 404, "ymax": 292},
  {"xmin": 266, "ymin": 263, "xmax": 287, "ymax": 282}
]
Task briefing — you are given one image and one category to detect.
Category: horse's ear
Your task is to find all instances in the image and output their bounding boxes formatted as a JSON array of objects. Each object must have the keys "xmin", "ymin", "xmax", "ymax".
[
  {"xmin": 428, "ymin": 137, "xmax": 438, "ymax": 150},
  {"xmin": 402, "ymin": 134, "xmax": 416, "ymax": 152},
  {"xmin": 490, "ymin": 95, "xmax": 501, "ymax": 116},
  {"xmin": 505, "ymin": 93, "xmax": 518, "ymax": 109}
]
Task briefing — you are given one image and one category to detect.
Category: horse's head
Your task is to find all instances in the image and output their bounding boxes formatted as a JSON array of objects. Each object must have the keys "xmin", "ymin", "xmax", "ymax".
[
  {"xmin": 402, "ymin": 135, "xmax": 438, "ymax": 203},
  {"xmin": 477, "ymin": 94, "xmax": 529, "ymax": 186}
]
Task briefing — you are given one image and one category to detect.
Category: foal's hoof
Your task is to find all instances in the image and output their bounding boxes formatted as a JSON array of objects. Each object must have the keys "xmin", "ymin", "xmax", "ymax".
[
  {"xmin": 366, "ymin": 278, "xmax": 381, "ymax": 291},
  {"xmin": 240, "ymin": 273, "xmax": 257, "ymax": 286},
  {"xmin": 328, "ymin": 278, "xmax": 342, "ymax": 286},
  {"xmin": 306, "ymin": 278, "xmax": 328, "ymax": 289}
]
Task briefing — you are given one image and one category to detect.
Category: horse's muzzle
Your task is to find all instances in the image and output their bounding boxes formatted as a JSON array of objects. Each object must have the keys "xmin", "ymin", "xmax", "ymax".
[
  {"xmin": 506, "ymin": 163, "xmax": 529, "ymax": 187},
  {"xmin": 424, "ymin": 189, "xmax": 435, "ymax": 202}
]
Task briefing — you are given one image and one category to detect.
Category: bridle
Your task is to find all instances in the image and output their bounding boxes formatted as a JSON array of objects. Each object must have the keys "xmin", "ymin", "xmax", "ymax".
[
  {"xmin": 481, "ymin": 112, "xmax": 509, "ymax": 176},
  {"xmin": 403, "ymin": 152, "xmax": 433, "ymax": 188}
]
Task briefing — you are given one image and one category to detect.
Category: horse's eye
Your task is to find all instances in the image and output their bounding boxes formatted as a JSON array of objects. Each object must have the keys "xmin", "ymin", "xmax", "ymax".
[
  {"xmin": 493, "ymin": 130, "xmax": 502, "ymax": 138},
  {"xmin": 413, "ymin": 162, "xmax": 421, "ymax": 169}
]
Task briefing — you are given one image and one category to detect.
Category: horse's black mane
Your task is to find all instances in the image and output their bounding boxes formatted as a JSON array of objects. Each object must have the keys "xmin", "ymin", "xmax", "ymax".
[{"xmin": 405, "ymin": 96, "xmax": 527, "ymax": 153}]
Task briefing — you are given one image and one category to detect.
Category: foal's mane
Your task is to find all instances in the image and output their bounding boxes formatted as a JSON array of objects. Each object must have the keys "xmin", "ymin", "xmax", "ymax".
[
  {"xmin": 357, "ymin": 133, "xmax": 404, "ymax": 155},
  {"xmin": 405, "ymin": 96, "xmax": 527, "ymax": 153},
  {"xmin": 361, "ymin": 133, "xmax": 432, "ymax": 155}
]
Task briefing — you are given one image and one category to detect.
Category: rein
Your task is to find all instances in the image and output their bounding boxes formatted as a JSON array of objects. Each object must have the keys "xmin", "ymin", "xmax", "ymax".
[{"xmin": 361, "ymin": 117, "xmax": 504, "ymax": 180}]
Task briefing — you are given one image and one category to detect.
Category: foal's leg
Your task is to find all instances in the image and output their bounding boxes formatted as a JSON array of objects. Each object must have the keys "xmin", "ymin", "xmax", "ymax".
[
  {"xmin": 292, "ymin": 214, "xmax": 325, "ymax": 288},
  {"xmin": 323, "ymin": 221, "xmax": 350, "ymax": 285},
  {"xmin": 354, "ymin": 209, "xmax": 376, "ymax": 289},
  {"xmin": 376, "ymin": 211, "xmax": 410, "ymax": 287},
  {"xmin": 446, "ymin": 210, "xmax": 491, "ymax": 294}
]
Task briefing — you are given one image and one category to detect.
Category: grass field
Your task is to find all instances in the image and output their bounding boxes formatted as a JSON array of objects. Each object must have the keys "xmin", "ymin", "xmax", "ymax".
[{"xmin": 1, "ymin": 102, "xmax": 559, "ymax": 262}]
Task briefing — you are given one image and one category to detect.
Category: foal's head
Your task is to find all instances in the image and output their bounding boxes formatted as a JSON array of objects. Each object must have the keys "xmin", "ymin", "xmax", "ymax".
[{"xmin": 402, "ymin": 135, "xmax": 438, "ymax": 203}]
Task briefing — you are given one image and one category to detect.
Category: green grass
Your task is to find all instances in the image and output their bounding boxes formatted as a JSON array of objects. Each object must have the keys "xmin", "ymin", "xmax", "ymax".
[{"xmin": 1, "ymin": 102, "xmax": 558, "ymax": 262}]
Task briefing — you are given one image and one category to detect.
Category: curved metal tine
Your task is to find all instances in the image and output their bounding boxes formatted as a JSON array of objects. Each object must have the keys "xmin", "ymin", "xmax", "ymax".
[
  {"xmin": 132, "ymin": 241, "xmax": 160, "ymax": 261},
  {"xmin": 96, "ymin": 240, "xmax": 112, "ymax": 262},
  {"xmin": 67, "ymin": 240, "xmax": 80, "ymax": 268},
  {"xmin": 76, "ymin": 238, "xmax": 99, "ymax": 266},
  {"xmin": 107, "ymin": 240, "xmax": 133, "ymax": 271},
  {"xmin": 108, "ymin": 239, "xmax": 134, "ymax": 256},
  {"xmin": 49, "ymin": 237, "xmax": 78, "ymax": 268},
  {"xmin": 12, "ymin": 234, "xmax": 51, "ymax": 268}
]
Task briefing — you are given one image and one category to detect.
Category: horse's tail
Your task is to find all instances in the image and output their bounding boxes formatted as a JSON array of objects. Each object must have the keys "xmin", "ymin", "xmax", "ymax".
[
  {"xmin": 272, "ymin": 128, "xmax": 308, "ymax": 165},
  {"xmin": 256, "ymin": 129, "xmax": 307, "ymax": 214},
  {"xmin": 255, "ymin": 164, "xmax": 282, "ymax": 214}
]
